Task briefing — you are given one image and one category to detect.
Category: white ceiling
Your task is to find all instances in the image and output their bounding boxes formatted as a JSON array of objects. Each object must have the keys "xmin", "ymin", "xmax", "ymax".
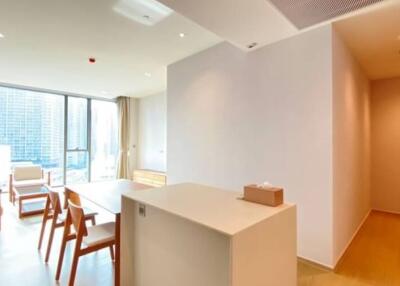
[
  {"xmin": 157, "ymin": 0, "xmax": 392, "ymax": 52},
  {"xmin": 0, "ymin": 0, "xmax": 221, "ymax": 98},
  {"xmin": 157, "ymin": 0, "xmax": 298, "ymax": 50},
  {"xmin": 0, "ymin": 0, "xmax": 396, "ymax": 98},
  {"xmin": 334, "ymin": 0, "xmax": 400, "ymax": 80}
]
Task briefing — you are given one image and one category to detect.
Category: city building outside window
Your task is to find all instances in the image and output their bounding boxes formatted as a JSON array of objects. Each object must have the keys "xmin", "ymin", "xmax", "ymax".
[{"xmin": 0, "ymin": 86, "xmax": 118, "ymax": 186}]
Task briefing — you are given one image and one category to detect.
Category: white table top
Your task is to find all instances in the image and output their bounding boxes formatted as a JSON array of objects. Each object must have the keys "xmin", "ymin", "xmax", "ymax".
[{"xmin": 123, "ymin": 183, "xmax": 295, "ymax": 236}]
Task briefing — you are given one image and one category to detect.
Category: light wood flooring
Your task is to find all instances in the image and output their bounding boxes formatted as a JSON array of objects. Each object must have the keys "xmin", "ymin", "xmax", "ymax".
[
  {"xmin": 299, "ymin": 211, "xmax": 400, "ymax": 286},
  {"xmin": 0, "ymin": 193, "xmax": 115, "ymax": 286},
  {"xmin": 1, "ymin": 193, "xmax": 399, "ymax": 285}
]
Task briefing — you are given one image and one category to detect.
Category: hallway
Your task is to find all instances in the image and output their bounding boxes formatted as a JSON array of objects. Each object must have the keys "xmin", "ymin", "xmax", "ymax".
[{"xmin": 299, "ymin": 211, "xmax": 400, "ymax": 286}]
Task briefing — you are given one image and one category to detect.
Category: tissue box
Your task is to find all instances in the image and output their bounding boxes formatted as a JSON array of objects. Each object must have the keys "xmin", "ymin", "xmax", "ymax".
[{"xmin": 243, "ymin": 184, "xmax": 284, "ymax": 207}]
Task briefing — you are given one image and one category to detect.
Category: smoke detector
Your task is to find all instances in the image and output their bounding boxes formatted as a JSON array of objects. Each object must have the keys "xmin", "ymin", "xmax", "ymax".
[{"xmin": 113, "ymin": 0, "xmax": 173, "ymax": 26}]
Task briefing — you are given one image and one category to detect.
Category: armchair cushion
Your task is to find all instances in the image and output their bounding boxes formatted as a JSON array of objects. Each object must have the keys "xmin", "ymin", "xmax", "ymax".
[
  {"xmin": 12, "ymin": 179, "xmax": 46, "ymax": 188},
  {"xmin": 83, "ymin": 222, "xmax": 115, "ymax": 247},
  {"xmin": 13, "ymin": 165, "xmax": 42, "ymax": 181}
]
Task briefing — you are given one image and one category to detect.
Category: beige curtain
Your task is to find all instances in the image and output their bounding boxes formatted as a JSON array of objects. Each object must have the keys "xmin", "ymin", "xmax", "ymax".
[{"xmin": 117, "ymin": 96, "xmax": 129, "ymax": 179}]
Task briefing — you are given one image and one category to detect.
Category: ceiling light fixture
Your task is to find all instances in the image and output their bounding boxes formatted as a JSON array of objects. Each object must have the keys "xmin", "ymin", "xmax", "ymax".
[
  {"xmin": 0, "ymin": 33, "xmax": 4, "ymax": 38},
  {"xmin": 144, "ymin": 72, "xmax": 152, "ymax": 77},
  {"xmin": 113, "ymin": 0, "xmax": 173, "ymax": 26},
  {"xmin": 179, "ymin": 33, "xmax": 185, "ymax": 38}
]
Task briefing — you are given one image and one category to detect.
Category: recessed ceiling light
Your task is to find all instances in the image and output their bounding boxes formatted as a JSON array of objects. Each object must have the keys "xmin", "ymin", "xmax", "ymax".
[
  {"xmin": 179, "ymin": 33, "xmax": 185, "ymax": 38},
  {"xmin": 144, "ymin": 72, "xmax": 152, "ymax": 77},
  {"xmin": 0, "ymin": 33, "xmax": 4, "ymax": 38}
]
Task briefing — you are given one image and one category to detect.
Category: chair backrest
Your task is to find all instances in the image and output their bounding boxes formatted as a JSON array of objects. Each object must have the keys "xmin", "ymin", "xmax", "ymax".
[
  {"xmin": 68, "ymin": 191, "xmax": 82, "ymax": 206},
  {"xmin": 13, "ymin": 165, "xmax": 42, "ymax": 181},
  {"xmin": 46, "ymin": 186, "xmax": 62, "ymax": 215},
  {"xmin": 68, "ymin": 200, "xmax": 88, "ymax": 237},
  {"xmin": 63, "ymin": 188, "xmax": 82, "ymax": 210}
]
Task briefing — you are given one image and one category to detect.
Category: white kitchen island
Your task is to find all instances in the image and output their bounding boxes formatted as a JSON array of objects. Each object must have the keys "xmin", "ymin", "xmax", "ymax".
[{"xmin": 121, "ymin": 183, "xmax": 297, "ymax": 286}]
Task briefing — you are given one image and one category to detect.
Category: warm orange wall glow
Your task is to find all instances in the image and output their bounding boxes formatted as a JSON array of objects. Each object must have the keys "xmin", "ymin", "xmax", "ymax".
[
  {"xmin": 332, "ymin": 29, "xmax": 371, "ymax": 265},
  {"xmin": 371, "ymin": 77, "xmax": 400, "ymax": 213}
]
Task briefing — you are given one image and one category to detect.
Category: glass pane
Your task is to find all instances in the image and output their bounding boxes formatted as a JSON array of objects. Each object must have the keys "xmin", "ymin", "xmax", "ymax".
[
  {"xmin": 66, "ymin": 151, "xmax": 88, "ymax": 184},
  {"xmin": 67, "ymin": 97, "xmax": 87, "ymax": 150},
  {"xmin": 91, "ymin": 100, "xmax": 119, "ymax": 181},
  {"xmin": 0, "ymin": 86, "xmax": 64, "ymax": 185}
]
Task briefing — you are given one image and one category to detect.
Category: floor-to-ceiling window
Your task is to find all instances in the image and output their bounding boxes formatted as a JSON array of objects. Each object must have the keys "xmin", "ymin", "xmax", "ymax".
[
  {"xmin": 91, "ymin": 100, "xmax": 118, "ymax": 181},
  {"xmin": 0, "ymin": 86, "xmax": 65, "ymax": 185},
  {"xmin": 66, "ymin": 96, "xmax": 89, "ymax": 184},
  {"xmin": 0, "ymin": 85, "xmax": 118, "ymax": 186}
]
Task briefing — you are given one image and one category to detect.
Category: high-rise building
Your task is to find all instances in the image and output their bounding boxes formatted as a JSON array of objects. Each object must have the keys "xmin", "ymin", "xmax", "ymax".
[
  {"xmin": 0, "ymin": 86, "xmax": 64, "ymax": 169},
  {"xmin": 0, "ymin": 86, "xmax": 118, "ymax": 184}
]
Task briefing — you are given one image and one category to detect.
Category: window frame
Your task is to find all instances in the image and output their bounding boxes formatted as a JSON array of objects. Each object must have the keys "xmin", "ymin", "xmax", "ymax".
[{"xmin": 0, "ymin": 82, "xmax": 117, "ymax": 186}]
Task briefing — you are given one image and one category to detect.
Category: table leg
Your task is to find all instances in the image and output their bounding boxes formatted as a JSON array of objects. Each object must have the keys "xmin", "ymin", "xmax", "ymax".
[{"xmin": 115, "ymin": 213, "xmax": 120, "ymax": 286}]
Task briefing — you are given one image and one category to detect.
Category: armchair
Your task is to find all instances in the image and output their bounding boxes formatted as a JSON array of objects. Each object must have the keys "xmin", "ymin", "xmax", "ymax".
[{"xmin": 9, "ymin": 165, "xmax": 50, "ymax": 204}]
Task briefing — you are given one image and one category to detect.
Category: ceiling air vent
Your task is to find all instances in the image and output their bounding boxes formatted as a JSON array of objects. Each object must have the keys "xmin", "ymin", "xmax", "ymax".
[
  {"xmin": 268, "ymin": 0, "xmax": 384, "ymax": 29},
  {"xmin": 113, "ymin": 0, "xmax": 173, "ymax": 26}
]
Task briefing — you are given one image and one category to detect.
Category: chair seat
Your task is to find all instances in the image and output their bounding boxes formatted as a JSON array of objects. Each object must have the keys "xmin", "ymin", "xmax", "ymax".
[
  {"xmin": 13, "ymin": 179, "xmax": 46, "ymax": 188},
  {"xmin": 83, "ymin": 222, "xmax": 115, "ymax": 247},
  {"xmin": 57, "ymin": 207, "xmax": 97, "ymax": 223}
]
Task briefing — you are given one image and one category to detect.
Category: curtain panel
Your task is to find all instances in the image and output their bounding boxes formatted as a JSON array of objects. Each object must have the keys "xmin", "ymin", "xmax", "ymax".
[{"xmin": 116, "ymin": 96, "xmax": 129, "ymax": 179}]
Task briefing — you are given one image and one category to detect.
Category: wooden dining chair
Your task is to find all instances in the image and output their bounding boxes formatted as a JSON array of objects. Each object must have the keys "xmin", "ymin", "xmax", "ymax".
[
  {"xmin": 56, "ymin": 200, "xmax": 115, "ymax": 286},
  {"xmin": 38, "ymin": 186, "xmax": 97, "ymax": 263}
]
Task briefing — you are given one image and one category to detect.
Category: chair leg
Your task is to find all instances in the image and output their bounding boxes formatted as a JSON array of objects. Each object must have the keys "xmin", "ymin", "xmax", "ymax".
[
  {"xmin": 18, "ymin": 198, "xmax": 22, "ymax": 218},
  {"xmin": 55, "ymin": 227, "xmax": 69, "ymax": 281},
  {"xmin": 68, "ymin": 254, "xmax": 80, "ymax": 286},
  {"xmin": 68, "ymin": 237, "xmax": 82, "ymax": 286},
  {"xmin": 38, "ymin": 199, "xmax": 50, "ymax": 250},
  {"xmin": 45, "ymin": 215, "xmax": 57, "ymax": 263},
  {"xmin": 109, "ymin": 245, "xmax": 115, "ymax": 262},
  {"xmin": 38, "ymin": 217, "xmax": 47, "ymax": 250},
  {"xmin": 91, "ymin": 216, "xmax": 96, "ymax": 226}
]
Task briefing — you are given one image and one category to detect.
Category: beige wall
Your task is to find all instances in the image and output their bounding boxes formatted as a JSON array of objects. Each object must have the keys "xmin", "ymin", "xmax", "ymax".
[
  {"xmin": 137, "ymin": 92, "xmax": 167, "ymax": 172},
  {"xmin": 167, "ymin": 26, "xmax": 334, "ymax": 266},
  {"xmin": 332, "ymin": 28, "xmax": 371, "ymax": 265},
  {"xmin": 127, "ymin": 97, "xmax": 138, "ymax": 179},
  {"xmin": 166, "ymin": 24, "xmax": 375, "ymax": 268},
  {"xmin": 371, "ymin": 77, "xmax": 400, "ymax": 213}
]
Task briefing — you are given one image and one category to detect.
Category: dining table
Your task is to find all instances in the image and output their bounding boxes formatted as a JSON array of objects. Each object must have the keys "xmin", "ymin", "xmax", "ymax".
[{"xmin": 65, "ymin": 179, "xmax": 152, "ymax": 286}]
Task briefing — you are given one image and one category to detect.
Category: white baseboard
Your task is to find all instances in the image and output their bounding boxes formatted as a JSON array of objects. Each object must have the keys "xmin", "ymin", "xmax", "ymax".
[{"xmin": 333, "ymin": 209, "xmax": 372, "ymax": 268}]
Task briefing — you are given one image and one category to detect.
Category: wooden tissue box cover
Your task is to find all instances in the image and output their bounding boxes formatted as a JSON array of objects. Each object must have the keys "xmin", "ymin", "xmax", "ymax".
[{"xmin": 244, "ymin": 184, "xmax": 284, "ymax": 207}]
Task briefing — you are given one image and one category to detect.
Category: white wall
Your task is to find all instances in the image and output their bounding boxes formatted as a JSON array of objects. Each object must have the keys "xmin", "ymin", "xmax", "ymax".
[
  {"xmin": 167, "ymin": 26, "xmax": 334, "ymax": 266},
  {"xmin": 128, "ymin": 97, "xmax": 139, "ymax": 178},
  {"xmin": 332, "ymin": 28, "xmax": 371, "ymax": 265},
  {"xmin": 137, "ymin": 92, "xmax": 167, "ymax": 172}
]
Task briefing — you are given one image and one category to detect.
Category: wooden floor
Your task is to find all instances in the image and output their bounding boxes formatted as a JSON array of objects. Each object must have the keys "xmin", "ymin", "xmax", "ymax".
[
  {"xmin": 298, "ymin": 211, "xmax": 400, "ymax": 286},
  {"xmin": 0, "ymin": 193, "xmax": 115, "ymax": 286},
  {"xmin": 1, "ymin": 193, "xmax": 399, "ymax": 286}
]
